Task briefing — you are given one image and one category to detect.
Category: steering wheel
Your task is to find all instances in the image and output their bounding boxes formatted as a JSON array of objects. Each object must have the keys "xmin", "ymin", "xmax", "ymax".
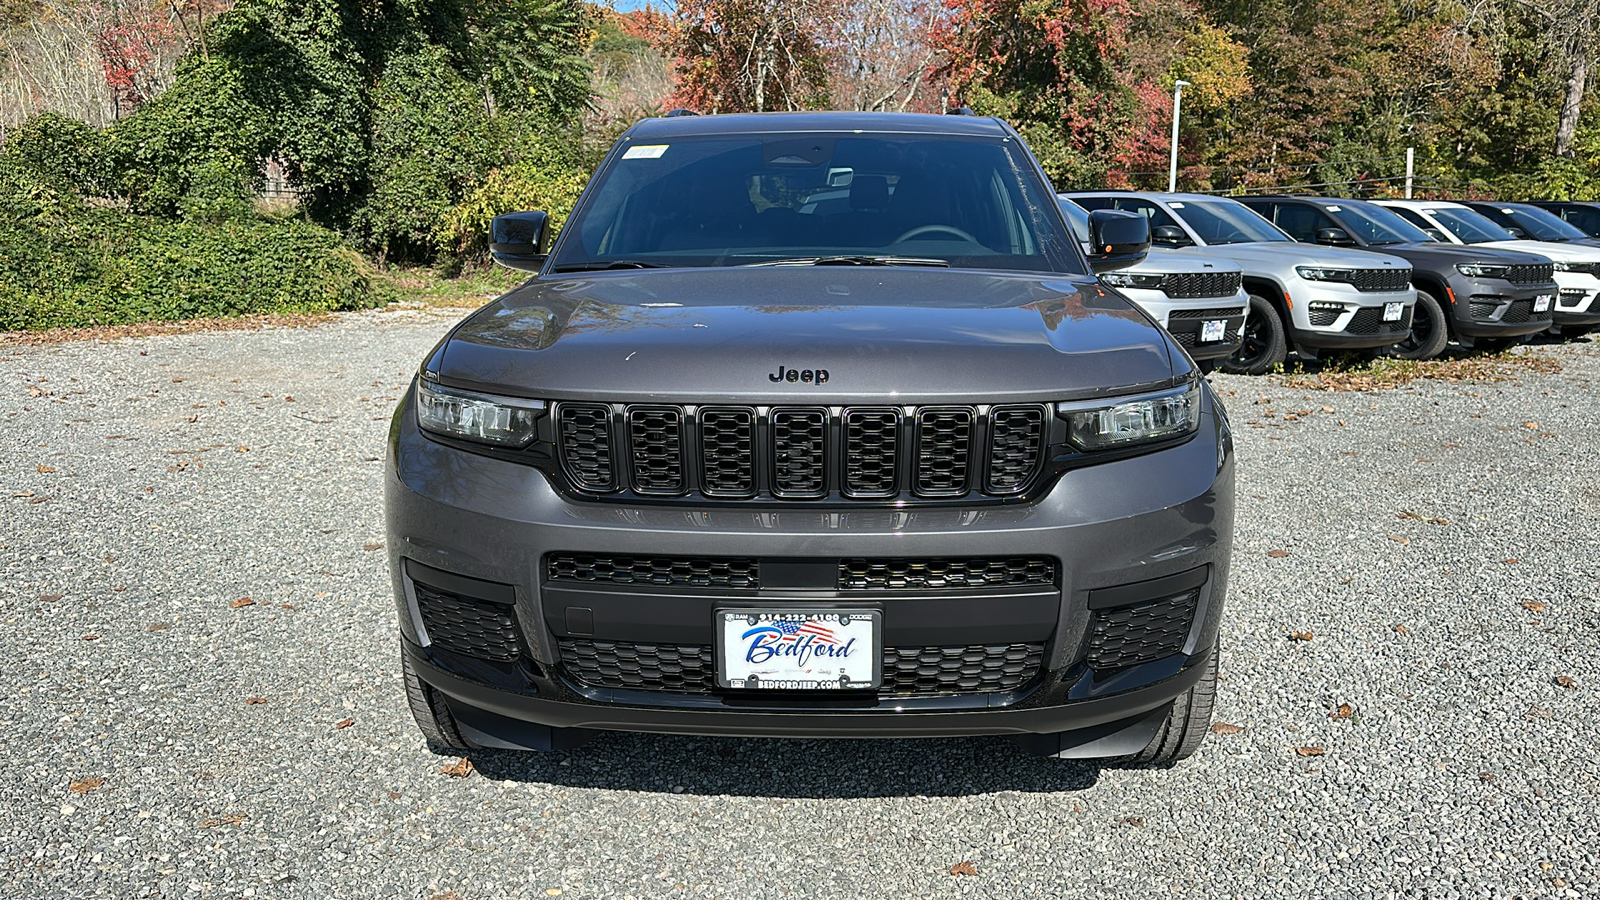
[{"xmin": 894, "ymin": 224, "xmax": 980, "ymax": 244}]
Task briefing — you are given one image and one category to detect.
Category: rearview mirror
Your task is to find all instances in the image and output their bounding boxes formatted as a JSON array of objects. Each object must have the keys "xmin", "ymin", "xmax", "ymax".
[
  {"xmin": 1085, "ymin": 209, "xmax": 1151, "ymax": 272},
  {"xmin": 1505, "ymin": 226, "xmax": 1527, "ymax": 239},
  {"xmin": 1423, "ymin": 228, "xmax": 1447, "ymax": 242},
  {"xmin": 1151, "ymin": 224, "xmax": 1192, "ymax": 247},
  {"xmin": 491, "ymin": 211, "xmax": 550, "ymax": 272},
  {"xmin": 1315, "ymin": 227, "xmax": 1356, "ymax": 246}
]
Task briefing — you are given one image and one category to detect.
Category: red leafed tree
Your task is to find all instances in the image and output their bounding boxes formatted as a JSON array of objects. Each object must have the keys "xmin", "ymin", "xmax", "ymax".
[
  {"xmin": 932, "ymin": 0, "xmax": 1177, "ymax": 186},
  {"xmin": 93, "ymin": 0, "xmax": 228, "ymax": 116},
  {"xmin": 664, "ymin": 0, "xmax": 836, "ymax": 112}
]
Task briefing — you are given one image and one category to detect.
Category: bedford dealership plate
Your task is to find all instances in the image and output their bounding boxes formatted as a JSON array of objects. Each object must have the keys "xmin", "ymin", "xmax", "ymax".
[
  {"xmin": 716, "ymin": 609, "xmax": 880, "ymax": 690},
  {"xmin": 1534, "ymin": 294, "xmax": 1553, "ymax": 313},
  {"xmin": 1200, "ymin": 319, "xmax": 1228, "ymax": 342},
  {"xmin": 1382, "ymin": 301, "xmax": 1404, "ymax": 322}
]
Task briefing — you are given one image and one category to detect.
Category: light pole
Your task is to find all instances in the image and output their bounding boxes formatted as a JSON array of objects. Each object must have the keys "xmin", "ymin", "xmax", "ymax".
[{"xmin": 1168, "ymin": 80, "xmax": 1190, "ymax": 193}]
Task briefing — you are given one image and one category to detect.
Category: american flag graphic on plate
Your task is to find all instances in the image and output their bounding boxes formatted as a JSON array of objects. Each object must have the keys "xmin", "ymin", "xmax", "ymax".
[{"xmin": 717, "ymin": 609, "xmax": 880, "ymax": 690}]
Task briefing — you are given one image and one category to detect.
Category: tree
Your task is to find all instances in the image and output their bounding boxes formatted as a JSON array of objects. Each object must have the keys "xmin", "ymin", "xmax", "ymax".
[{"xmin": 666, "ymin": 0, "xmax": 833, "ymax": 112}]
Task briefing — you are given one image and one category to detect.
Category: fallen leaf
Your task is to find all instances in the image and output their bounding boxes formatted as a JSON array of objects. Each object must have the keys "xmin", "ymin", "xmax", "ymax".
[
  {"xmin": 36, "ymin": 464, "xmax": 55, "ymax": 473},
  {"xmin": 1330, "ymin": 703, "xmax": 1354, "ymax": 720},
  {"xmin": 1394, "ymin": 623, "xmax": 1409, "ymax": 635},
  {"xmin": 68, "ymin": 777, "xmax": 104, "ymax": 794},
  {"xmin": 1388, "ymin": 535, "xmax": 1410, "ymax": 546},
  {"xmin": 1522, "ymin": 421, "xmax": 1539, "ymax": 429},
  {"xmin": 1503, "ymin": 558, "xmax": 1518, "ymax": 565},
  {"xmin": 427, "ymin": 893, "xmax": 464, "ymax": 900},
  {"xmin": 278, "ymin": 603, "xmax": 297, "ymax": 610},
  {"xmin": 1267, "ymin": 548, "xmax": 1289, "ymax": 558},
  {"xmin": 439, "ymin": 758, "xmax": 474, "ymax": 778},
  {"xmin": 146, "ymin": 623, "xmax": 171, "ymax": 632},
  {"xmin": 1289, "ymin": 631, "xmax": 1314, "ymax": 642},
  {"xmin": 1525, "ymin": 706, "xmax": 1553, "ymax": 719},
  {"xmin": 1210, "ymin": 722, "xmax": 1244, "ymax": 735},
  {"xmin": 335, "ymin": 718, "xmax": 355, "ymax": 729},
  {"xmin": 81, "ymin": 634, "xmax": 99, "ymax": 641},
  {"xmin": 38, "ymin": 593, "xmax": 62, "ymax": 603},
  {"xmin": 362, "ymin": 542, "xmax": 384, "ymax": 551},
  {"xmin": 1521, "ymin": 600, "xmax": 1546, "ymax": 613},
  {"xmin": 235, "ymin": 445, "xmax": 250, "ymax": 452},
  {"xmin": 29, "ymin": 495, "xmax": 49, "ymax": 504},
  {"xmin": 199, "ymin": 813, "xmax": 247, "ymax": 828},
  {"xmin": 1321, "ymin": 406, "xmax": 1335, "ymax": 413},
  {"xmin": 1117, "ymin": 816, "xmax": 1144, "ymax": 827},
  {"xmin": 1294, "ymin": 746, "xmax": 1326, "ymax": 757},
  {"xmin": 229, "ymin": 597, "xmax": 254, "ymax": 609},
  {"xmin": 949, "ymin": 861, "xmax": 978, "ymax": 876},
  {"xmin": 1398, "ymin": 510, "xmax": 1449, "ymax": 526},
  {"xmin": 1554, "ymin": 675, "xmax": 1577, "ymax": 690},
  {"xmin": 244, "ymin": 697, "xmax": 267, "ymax": 705}
]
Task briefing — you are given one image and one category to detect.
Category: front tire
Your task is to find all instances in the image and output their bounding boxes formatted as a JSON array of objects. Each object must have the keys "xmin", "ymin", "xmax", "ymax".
[
  {"xmin": 1389, "ymin": 290, "xmax": 1448, "ymax": 360},
  {"xmin": 1559, "ymin": 324, "xmax": 1596, "ymax": 339},
  {"xmin": 402, "ymin": 648, "xmax": 471, "ymax": 753},
  {"xmin": 1221, "ymin": 294, "xmax": 1287, "ymax": 375},
  {"xmin": 1123, "ymin": 639, "xmax": 1219, "ymax": 766}
]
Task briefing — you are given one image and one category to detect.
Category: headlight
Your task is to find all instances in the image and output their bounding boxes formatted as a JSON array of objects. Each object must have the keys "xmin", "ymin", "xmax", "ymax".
[
  {"xmin": 416, "ymin": 379, "xmax": 545, "ymax": 447},
  {"xmin": 1296, "ymin": 266, "xmax": 1352, "ymax": 282},
  {"xmin": 1058, "ymin": 381, "xmax": 1200, "ymax": 451},
  {"xmin": 1101, "ymin": 272, "xmax": 1168, "ymax": 289},
  {"xmin": 1456, "ymin": 263, "xmax": 1511, "ymax": 278}
]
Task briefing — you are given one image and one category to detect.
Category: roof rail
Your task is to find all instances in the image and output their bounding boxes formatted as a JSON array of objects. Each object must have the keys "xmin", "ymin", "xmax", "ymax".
[{"xmin": 664, "ymin": 108, "xmax": 699, "ymax": 117}]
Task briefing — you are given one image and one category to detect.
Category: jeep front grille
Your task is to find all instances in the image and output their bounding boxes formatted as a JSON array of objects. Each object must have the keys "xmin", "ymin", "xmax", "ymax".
[
  {"xmin": 553, "ymin": 403, "xmax": 1049, "ymax": 502},
  {"xmin": 1347, "ymin": 268, "xmax": 1412, "ymax": 293},
  {"xmin": 1506, "ymin": 264, "xmax": 1554, "ymax": 285},
  {"xmin": 1162, "ymin": 271, "xmax": 1242, "ymax": 298}
]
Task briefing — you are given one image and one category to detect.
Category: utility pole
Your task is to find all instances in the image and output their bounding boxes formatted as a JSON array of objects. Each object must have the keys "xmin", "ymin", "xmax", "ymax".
[
  {"xmin": 1405, "ymin": 147, "xmax": 1414, "ymax": 199},
  {"xmin": 1168, "ymin": 81, "xmax": 1190, "ymax": 193}
]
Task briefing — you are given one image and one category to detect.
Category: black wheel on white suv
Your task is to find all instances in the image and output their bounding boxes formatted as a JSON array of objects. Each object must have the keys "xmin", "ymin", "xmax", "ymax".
[
  {"xmin": 1389, "ymin": 289, "xmax": 1448, "ymax": 360},
  {"xmin": 1221, "ymin": 294, "xmax": 1287, "ymax": 375}
]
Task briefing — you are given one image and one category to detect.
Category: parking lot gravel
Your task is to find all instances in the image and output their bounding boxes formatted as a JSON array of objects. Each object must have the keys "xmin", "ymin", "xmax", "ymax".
[{"xmin": 2, "ymin": 308, "xmax": 1597, "ymax": 899}]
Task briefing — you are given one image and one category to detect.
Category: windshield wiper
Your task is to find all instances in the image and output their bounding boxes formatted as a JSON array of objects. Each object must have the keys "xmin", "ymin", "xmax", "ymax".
[
  {"xmin": 743, "ymin": 255, "xmax": 950, "ymax": 268},
  {"xmin": 549, "ymin": 260, "xmax": 668, "ymax": 272}
]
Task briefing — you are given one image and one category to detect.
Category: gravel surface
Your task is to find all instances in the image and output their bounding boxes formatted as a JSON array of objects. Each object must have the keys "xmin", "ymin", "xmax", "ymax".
[{"xmin": 2, "ymin": 309, "xmax": 1597, "ymax": 899}]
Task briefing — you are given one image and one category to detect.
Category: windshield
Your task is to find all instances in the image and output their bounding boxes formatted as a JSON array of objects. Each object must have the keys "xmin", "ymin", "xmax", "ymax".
[
  {"xmin": 1327, "ymin": 202, "xmax": 1432, "ymax": 245},
  {"xmin": 1425, "ymin": 207, "xmax": 1516, "ymax": 244},
  {"xmin": 550, "ymin": 133, "xmax": 1080, "ymax": 273},
  {"xmin": 1171, "ymin": 199, "xmax": 1291, "ymax": 244},
  {"xmin": 1490, "ymin": 205, "xmax": 1591, "ymax": 242}
]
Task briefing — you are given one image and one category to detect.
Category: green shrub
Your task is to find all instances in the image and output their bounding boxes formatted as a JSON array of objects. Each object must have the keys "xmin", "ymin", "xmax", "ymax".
[{"xmin": 437, "ymin": 144, "xmax": 589, "ymax": 259}]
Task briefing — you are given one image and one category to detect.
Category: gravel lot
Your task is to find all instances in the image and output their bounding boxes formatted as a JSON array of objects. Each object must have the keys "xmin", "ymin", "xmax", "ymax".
[{"xmin": 3, "ymin": 308, "xmax": 1598, "ymax": 899}]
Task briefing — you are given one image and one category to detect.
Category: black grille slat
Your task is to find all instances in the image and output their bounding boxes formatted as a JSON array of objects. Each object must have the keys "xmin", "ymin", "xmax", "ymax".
[
  {"xmin": 547, "ymin": 554, "xmax": 760, "ymax": 588},
  {"xmin": 1086, "ymin": 590, "xmax": 1198, "ymax": 671},
  {"xmin": 915, "ymin": 408, "xmax": 974, "ymax": 497},
  {"xmin": 843, "ymin": 408, "xmax": 900, "ymax": 497},
  {"xmin": 1347, "ymin": 268, "xmax": 1412, "ymax": 293},
  {"xmin": 557, "ymin": 403, "xmax": 616, "ymax": 491},
  {"xmin": 1468, "ymin": 301, "xmax": 1499, "ymax": 320},
  {"xmin": 1501, "ymin": 300, "xmax": 1533, "ymax": 324},
  {"xmin": 416, "ymin": 584, "xmax": 523, "ymax": 662},
  {"xmin": 627, "ymin": 405, "xmax": 685, "ymax": 494},
  {"xmin": 838, "ymin": 557, "xmax": 1055, "ymax": 590},
  {"xmin": 1167, "ymin": 306, "xmax": 1246, "ymax": 320},
  {"xmin": 771, "ymin": 408, "xmax": 828, "ymax": 497},
  {"xmin": 986, "ymin": 406, "xmax": 1045, "ymax": 493},
  {"xmin": 1162, "ymin": 271, "xmax": 1242, "ymax": 299},
  {"xmin": 1507, "ymin": 263, "xmax": 1555, "ymax": 285},
  {"xmin": 1307, "ymin": 308, "xmax": 1341, "ymax": 327},
  {"xmin": 699, "ymin": 407, "xmax": 756, "ymax": 497},
  {"xmin": 559, "ymin": 639, "xmax": 1045, "ymax": 696}
]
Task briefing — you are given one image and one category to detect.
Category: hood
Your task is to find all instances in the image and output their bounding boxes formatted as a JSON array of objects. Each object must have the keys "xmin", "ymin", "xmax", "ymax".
[
  {"xmin": 1123, "ymin": 249, "xmax": 1242, "ymax": 277},
  {"xmin": 1480, "ymin": 239, "xmax": 1600, "ymax": 263},
  {"xmin": 434, "ymin": 267, "xmax": 1181, "ymax": 404},
  {"xmin": 1163, "ymin": 242, "xmax": 1410, "ymax": 271},
  {"xmin": 1374, "ymin": 242, "xmax": 1556, "ymax": 268}
]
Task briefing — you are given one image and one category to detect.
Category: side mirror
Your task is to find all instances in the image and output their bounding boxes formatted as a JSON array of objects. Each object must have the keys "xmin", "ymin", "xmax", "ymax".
[
  {"xmin": 1085, "ymin": 209, "xmax": 1151, "ymax": 272},
  {"xmin": 1423, "ymin": 228, "xmax": 1447, "ymax": 242},
  {"xmin": 1151, "ymin": 224, "xmax": 1192, "ymax": 247},
  {"xmin": 491, "ymin": 211, "xmax": 550, "ymax": 272},
  {"xmin": 1505, "ymin": 226, "xmax": 1527, "ymax": 239},
  {"xmin": 1315, "ymin": 227, "xmax": 1356, "ymax": 246}
]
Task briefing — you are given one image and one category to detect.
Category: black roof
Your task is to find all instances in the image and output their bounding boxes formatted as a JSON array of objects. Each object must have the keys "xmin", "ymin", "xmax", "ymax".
[{"xmin": 626, "ymin": 111, "xmax": 1010, "ymax": 140}]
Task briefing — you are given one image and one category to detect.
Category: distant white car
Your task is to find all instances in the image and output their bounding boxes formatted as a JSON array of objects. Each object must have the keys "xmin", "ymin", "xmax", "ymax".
[
  {"xmin": 1058, "ymin": 197, "xmax": 1248, "ymax": 370},
  {"xmin": 1374, "ymin": 200, "xmax": 1600, "ymax": 338}
]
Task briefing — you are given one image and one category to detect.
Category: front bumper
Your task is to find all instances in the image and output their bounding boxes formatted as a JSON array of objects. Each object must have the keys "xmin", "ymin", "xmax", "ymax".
[
  {"xmin": 386, "ymin": 384, "xmax": 1235, "ymax": 746},
  {"xmin": 1441, "ymin": 275, "xmax": 1558, "ymax": 338},
  {"xmin": 1282, "ymin": 281, "xmax": 1416, "ymax": 350},
  {"xmin": 1553, "ymin": 273, "xmax": 1600, "ymax": 325},
  {"xmin": 1121, "ymin": 288, "xmax": 1249, "ymax": 361}
]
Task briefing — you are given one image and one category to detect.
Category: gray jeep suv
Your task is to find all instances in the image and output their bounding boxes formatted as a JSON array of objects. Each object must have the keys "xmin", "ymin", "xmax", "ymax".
[{"xmin": 387, "ymin": 112, "xmax": 1235, "ymax": 765}]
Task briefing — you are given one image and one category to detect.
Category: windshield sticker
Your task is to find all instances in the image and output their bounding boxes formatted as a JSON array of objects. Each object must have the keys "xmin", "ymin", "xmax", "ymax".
[
  {"xmin": 623, "ymin": 144, "xmax": 669, "ymax": 159},
  {"xmin": 1326, "ymin": 205, "xmax": 1342, "ymax": 212},
  {"xmin": 1168, "ymin": 202, "xmax": 1185, "ymax": 208}
]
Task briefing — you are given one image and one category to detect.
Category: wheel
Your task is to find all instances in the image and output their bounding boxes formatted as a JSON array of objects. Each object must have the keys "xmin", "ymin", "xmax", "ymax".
[
  {"xmin": 402, "ymin": 647, "xmax": 471, "ymax": 753},
  {"xmin": 1196, "ymin": 358, "xmax": 1217, "ymax": 375},
  {"xmin": 1388, "ymin": 290, "xmax": 1448, "ymax": 360},
  {"xmin": 1124, "ymin": 639, "xmax": 1219, "ymax": 766},
  {"xmin": 1558, "ymin": 324, "xmax": 1596, "ymax": 339},
  {"xmin": 1220, "ymin": 294, "xmax": 1287, "ymax": 375}
]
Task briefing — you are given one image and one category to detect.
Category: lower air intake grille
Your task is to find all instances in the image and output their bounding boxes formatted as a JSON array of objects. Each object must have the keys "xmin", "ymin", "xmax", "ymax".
[
  {"xmin": 986, "ymin": 405, "xmax": 1046, "ymax": 493},
  {"xmin": 1345, "ymin": 306, "xmax": 1413, "ymax": 335},
  {"xmin": 1468, "ymin": 301, "xmax": 1500, "ymax": 320},
  {"xmin": 1167, "ymin": 306, "xmax": 1246, "ymax": 320},
  {"xmin": 839, "ymin": 557, "xmax": 1056, "ymax": 590},
  {"xmin": 547, "ymin": 554, "xmax": 760, "ymax": 588},
  {"xmin": 1085, "ymin": 590, "xmax": 1198, "ymax": 671},
  {"xmin": 416, "ymin": 583, "xmax": 523, "ymax": 662},
  {"xmin": 1501, "ymin": 299, "xmax": 1534, "ymax": 324},
  {"xmin": 558, "ymin": 640, "xmax": 1046, "ymax": 696},
  {"xmin": 1307, "ymin": 308, "xmax": 1341, "ymax": 327}
]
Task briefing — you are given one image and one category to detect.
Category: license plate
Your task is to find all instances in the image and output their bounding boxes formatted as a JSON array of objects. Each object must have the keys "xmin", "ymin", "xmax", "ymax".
[
  {"xmin": 1382, "ymin": 302, "xmax": 1404, "ymax": 322},
  {"xmin": 1200, "ymin": 319, "xmax": 1227, "ymax": 342},
  {"xmin": 1534, "ymin": 294, "xmax": 1553, "ymax": 312},
  {"xmin": 716, "ymin": 609, "xmax": 880, "ymax": 690}
]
